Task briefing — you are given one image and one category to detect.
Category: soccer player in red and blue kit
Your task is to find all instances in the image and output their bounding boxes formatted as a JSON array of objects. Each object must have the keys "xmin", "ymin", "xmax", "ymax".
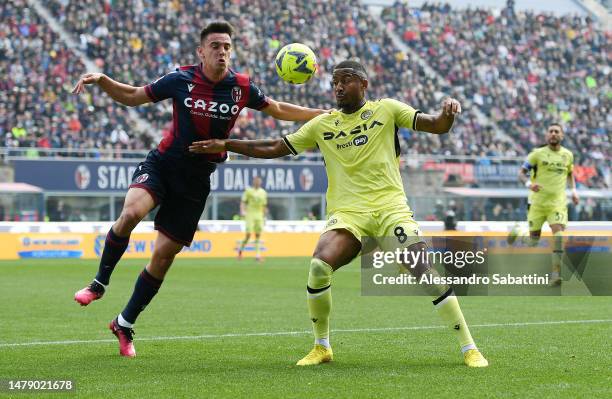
[{"xmin": 71, "ymin": 21, "xmax": 327, "ymax": 357}]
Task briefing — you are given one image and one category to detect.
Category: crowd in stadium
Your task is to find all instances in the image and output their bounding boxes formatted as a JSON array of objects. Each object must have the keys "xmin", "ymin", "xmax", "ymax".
[
  {"xmin": 1, "ymin": 1, "xmax": 609, "ymax": 189},
  {"xmin": 382, "ymin": 1, "xmax": 610, "ymax": 183},
  {"xmin": 42, "ymin": 0, "xmax": 486, "ymax": 157},
  {"xmin": 0, "ymin": 0, "xmax": 152, "ymax": 156}
]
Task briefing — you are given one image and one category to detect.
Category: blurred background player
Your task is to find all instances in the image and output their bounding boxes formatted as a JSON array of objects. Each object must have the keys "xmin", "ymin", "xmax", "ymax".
[
  {"xmin": 190, "ymin": 60, "xmax": 488, "ymax": 368},
  {"xmin": 508, "ymin": 123, "xmax": 580, "ymax": 286},
  {"xmin": 238, "ymin": 176, "xmax": 267, "ymax": 261},
  {"xmin": 71, "ymin": 20, "xmax": 327, "ymax": 357}
]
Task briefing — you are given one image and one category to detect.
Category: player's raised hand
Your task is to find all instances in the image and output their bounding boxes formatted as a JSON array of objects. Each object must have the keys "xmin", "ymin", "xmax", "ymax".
[
  {"xmin": 442, "ymin": 97, "xmax": 462, "ymax": 116},
  {"xmin": 72, "ymin": 73, "xmax": 105, "ymax": 94},
  {"xmin": 189, "ymin": 139, "xmax": 226, "ymax": 154}
]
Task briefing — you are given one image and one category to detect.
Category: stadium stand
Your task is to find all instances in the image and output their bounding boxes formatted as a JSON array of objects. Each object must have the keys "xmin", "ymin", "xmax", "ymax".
[
  {"xmin": 44, "ymin": 0, "xmax": 497, "ymax": 157},
  {"xmin": 0, "ymin": 0, "xmax": 152, "ymax": 156},
  {"xmin": 2, "ymin": 1, "xmax": 609, "ymax": 188},
  {"xmin": 382, "ymin": 1, "xmax": 610, "ymax": 183}
]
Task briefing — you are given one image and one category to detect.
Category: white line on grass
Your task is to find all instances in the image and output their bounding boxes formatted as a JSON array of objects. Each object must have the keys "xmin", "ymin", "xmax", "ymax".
[{"xmin": 1, "ymin": 319, "xmax": 611, "ymax": 348}]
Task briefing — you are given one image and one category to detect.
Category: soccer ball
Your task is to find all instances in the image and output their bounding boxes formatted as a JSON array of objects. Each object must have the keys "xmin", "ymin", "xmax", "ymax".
[{"xmin": 274, "ymin": 43, "xmax": 317, "ymax": 84}]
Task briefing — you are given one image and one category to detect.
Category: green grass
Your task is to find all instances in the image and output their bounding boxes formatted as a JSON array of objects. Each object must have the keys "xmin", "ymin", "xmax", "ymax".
[{"xmin": 0, "ymin": 258, "xmax": 611, "ymax": 398}]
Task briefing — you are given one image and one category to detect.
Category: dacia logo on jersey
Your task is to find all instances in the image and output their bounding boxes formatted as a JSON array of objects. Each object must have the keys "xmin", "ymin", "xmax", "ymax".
[
  {"xmin": 322, "ymin": 120, "xmax": 383, "ymax": 140},
  {"xmin": 184, "ymin": 98, "xmax": 240, "ymax": 115}
]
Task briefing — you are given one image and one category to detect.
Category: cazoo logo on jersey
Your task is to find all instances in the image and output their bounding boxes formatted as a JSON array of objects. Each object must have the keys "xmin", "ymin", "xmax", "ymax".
[
  {"xmin": 184, "ymin": 98, "xmax": 240, "ymax": 115},
  {"xmin": 323, "ymin": 120, "xmax": 382, "ymax": 140}
]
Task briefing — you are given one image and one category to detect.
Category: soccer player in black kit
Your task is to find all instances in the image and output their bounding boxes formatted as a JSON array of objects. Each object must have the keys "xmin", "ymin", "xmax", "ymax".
[{"xmin": 71, "ymin": 21, "xmax": 326, "ymax": 357}]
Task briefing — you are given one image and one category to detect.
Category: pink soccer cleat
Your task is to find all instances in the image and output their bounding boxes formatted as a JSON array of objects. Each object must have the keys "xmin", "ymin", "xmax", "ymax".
[
  {"xmin": 109, "ymin": 318, "xmax": 136, "ymax": 357},
  {"xmin": 74, "ymin": 282, "xmax": 104, "ymax": 306}
]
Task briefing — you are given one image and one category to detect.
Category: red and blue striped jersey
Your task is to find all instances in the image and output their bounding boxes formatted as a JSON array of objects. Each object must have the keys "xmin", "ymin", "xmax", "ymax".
[{"xmin": 144, "ymin": 64, "xmax": 269, "ymax": 163}]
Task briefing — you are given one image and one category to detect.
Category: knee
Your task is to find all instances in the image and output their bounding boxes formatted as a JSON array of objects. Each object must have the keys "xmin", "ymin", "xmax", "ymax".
[
  {"xmin": 151, "ymin": 250, "xmax": 178, "ymax": 271},
  {"xmin": 312, "ymin": 246, "xmax": 334, "ymax": 266},
  {"xmin": 308, "ymin": 258, "xmax": 333, "ymax": 289},
  {"xmin": 118, "ymin": 207, "xmax": 143, "ymax": 226}
]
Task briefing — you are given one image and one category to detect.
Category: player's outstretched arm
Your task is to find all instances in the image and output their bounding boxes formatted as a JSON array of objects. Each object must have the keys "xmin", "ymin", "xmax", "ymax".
[
  {"xmin": 262, "ymin": 99, "xmax": 327, "ymax": 122},
  {"xmin": 414, "ymin": 97, "xmax": 461, "ymax": 134},
  {"xmin": 189, "ymin": 139, "xmax": 291, "ymax": 159},
  {"xmin": 72, "ymin": 73, "xmax": 151, "ymax": 106}
]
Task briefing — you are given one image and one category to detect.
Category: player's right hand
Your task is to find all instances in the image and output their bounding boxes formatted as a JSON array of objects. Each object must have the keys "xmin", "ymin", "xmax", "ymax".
[
  {"xmin": 72, "ymin": 73, "xmax": 104, "ymax": 94},
  {"xmin": 189, "ymin": 139, "xmax": 226, "ymax": 154},
  {"xmin": 530, "ymin": 184, "xmax": 542, "ymax": 192}
]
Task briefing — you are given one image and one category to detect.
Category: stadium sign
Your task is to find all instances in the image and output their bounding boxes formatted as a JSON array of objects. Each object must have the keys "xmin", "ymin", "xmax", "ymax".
[
  {"xmin": 12, "ymin": 159, "xmax": 327, "ymax": 194},
  {"xmin": 474, "ymin": 164, "xmax": 521, "ymax": 182}
]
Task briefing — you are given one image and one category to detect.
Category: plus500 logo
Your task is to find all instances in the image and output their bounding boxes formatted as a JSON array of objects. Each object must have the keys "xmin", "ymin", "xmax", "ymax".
[{"xmin": 184, "ymin": 98, "xmax": 240, "ymax": 115}]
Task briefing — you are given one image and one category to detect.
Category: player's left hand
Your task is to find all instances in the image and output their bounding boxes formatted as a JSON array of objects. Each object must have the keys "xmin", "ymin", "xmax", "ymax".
[
  {"xmin": 189, "ymin": 139, "xmax": 226, "ymax": 153},
  {"xmin": 72, "ymin": 72, "xmax": 104, "ymax": 94},
  {"xmin": 442, "ymin": 98, "xmax": 462, "ymax": 116},
  {"xmin": 572, "ymin": 190, "xmax": 580, "ymax": 205}
]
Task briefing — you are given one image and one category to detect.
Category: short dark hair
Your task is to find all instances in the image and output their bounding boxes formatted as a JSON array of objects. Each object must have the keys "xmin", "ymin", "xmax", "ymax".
[
  {"xmin": 200, "ymin": 21, "xmax": 234, "ymax": 42},
  {"xmin": 333, "ymin": 60, "xmax": 367, "ymax": 79},
  {"xmin": 548, "ymin": 122, "xmax": 563, "ymax": 132}
]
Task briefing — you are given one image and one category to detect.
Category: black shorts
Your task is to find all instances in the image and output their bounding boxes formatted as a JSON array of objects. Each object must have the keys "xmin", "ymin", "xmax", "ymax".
[{"xmin": 130, "ymin": 150, "xmax": 216, "ymax": 246}]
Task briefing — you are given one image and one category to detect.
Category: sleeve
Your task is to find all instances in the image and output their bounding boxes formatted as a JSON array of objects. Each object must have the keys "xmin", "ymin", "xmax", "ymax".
[
  {"xmin": 282, "ymin": 118, "xmax": 319, "ymax": 155},
  {"xmin": 523, "ymin": 151, "xmax": 538, "ymax": 170},
  {"xmin": 247, "ymin": 79, "xmax": 270, "ymax": 110},
  {"xmin": 383, "ymin": 98, "xmax": 420, "ymax": 130},
  {"xmin": 567, "ymin": 151, "xmax": 574, "ymax": 174},
  {"xmin": 144, "ymin": 70, "xmax": 180, "ymax": 103}
]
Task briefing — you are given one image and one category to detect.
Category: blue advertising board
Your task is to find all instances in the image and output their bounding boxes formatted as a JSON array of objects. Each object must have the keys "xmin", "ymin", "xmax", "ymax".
[
  {"xmin": 474, "ymin": 163, "xmax": 520, "ymax": 182},
  {"xmin": 12, "ymin": 159, "xmax": 328, "ymax": 194}
]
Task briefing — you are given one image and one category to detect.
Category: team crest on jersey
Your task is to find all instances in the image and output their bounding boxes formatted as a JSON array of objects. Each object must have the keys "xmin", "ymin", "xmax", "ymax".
[
  {"xmin": 134, "ymin": 173, "xmax": 149, "ymax": 184},
  {"xmin": 360, "ymin": 110, "xmax": 373, "ymax": 120},
  {"xmin": 231, "ymin": 86, "xmax": 243, "ymax": 103}
]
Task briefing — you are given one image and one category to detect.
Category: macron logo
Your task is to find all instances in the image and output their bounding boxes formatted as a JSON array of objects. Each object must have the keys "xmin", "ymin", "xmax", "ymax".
[{"xmin": 187, "ymin": 83, "xmax": 195, "ymax": 92}]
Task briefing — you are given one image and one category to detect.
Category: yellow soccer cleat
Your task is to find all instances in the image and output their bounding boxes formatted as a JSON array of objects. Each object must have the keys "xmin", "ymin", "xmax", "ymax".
[
  {"xmin": 464, "ymin": 349, "xmax": 489, "ymax": 368},
  {"xmin": 296, "ymin": 344, "xmax": 333, "ymax": 366}
]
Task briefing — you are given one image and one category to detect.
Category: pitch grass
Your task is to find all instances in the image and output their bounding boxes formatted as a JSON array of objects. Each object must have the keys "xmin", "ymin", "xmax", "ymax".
[{"xmin": 0, "ymin": 258, "xmax": 610, "ymax": 399}]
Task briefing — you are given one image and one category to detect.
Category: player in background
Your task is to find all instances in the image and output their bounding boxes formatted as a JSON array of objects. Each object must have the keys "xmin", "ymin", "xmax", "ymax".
[
  {"xmin": 71, "ymin": 21, "xmax": 327, "ymax": 357},
  {"xmin": 190, "ymin": 60, "xmax": 488, "ymax": 368},
  {"xmin": 508, "ymin": 124, "xmax": 579, "ymax": 286},
  {"xmin": 238, "ymin": 176, "xmax": 267, "ymax": 261}
]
